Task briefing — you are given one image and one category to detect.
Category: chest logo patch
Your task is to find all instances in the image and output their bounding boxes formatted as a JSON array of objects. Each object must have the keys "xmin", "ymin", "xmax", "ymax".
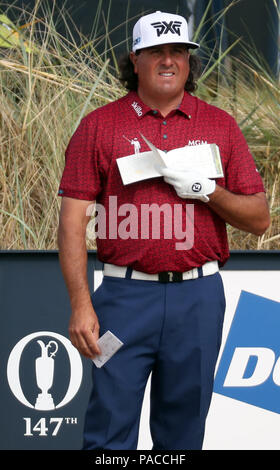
[
  {"xmin": 131, "ymin": 101, "xmax": 143, "ymax": 117},
  {"xmin": 188, "ymin": 139, "xmax": 208, "ymax": 146}
]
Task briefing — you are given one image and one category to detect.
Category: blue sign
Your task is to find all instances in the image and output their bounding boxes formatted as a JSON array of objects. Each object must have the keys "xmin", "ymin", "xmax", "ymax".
[{"xmin": 214, "ymin": 291, "xmax": 280, "ymax": 414}]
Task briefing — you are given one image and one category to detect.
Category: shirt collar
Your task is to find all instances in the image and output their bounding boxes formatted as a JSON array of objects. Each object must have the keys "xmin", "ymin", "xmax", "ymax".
[
  {"xmin": 127, "ymin": 90, "xmax": 194, "ymax": 120},
  {"xmin": 176, "ymin": 91, "xmax": 195, "ymax": 119}
]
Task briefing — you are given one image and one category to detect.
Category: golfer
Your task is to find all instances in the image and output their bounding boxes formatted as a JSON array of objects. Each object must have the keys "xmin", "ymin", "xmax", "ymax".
[{"xmin": 58, "ymin": 11, "xmax": 270, "ymax": 450}]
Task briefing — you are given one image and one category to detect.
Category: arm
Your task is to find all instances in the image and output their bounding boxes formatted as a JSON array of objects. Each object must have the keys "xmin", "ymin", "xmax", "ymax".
[
  {"xmin": 57, "ymin": 196, "xmax": 101, "ymax": 359},
  {"xmin": 207, "ymin": 186, "xmax": 270, "ymax": 236},
  {"xmin": 160, "ymin": 168, "xmax": 270, "ymax": 236}
]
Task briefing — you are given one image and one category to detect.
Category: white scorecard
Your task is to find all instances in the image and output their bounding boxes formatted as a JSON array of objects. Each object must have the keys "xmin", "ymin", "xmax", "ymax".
[{"xmin": 92, "ymin": 330, "xmax": 124, "ymax": 368}]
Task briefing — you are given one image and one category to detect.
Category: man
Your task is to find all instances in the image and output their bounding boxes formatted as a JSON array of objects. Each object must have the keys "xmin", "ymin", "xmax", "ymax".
[{"xmin": 57, "ymin": 11, "xmax": 270, "ymax": 450}]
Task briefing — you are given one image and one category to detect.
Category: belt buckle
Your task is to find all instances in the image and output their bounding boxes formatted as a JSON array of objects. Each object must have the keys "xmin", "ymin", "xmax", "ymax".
[{"xmin": 158, "ymin": 271, "xmax": 183, "ymax": 283}]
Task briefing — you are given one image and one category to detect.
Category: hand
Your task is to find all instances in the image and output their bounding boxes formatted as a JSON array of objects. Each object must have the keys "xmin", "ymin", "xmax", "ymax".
[
  {"xmin": 69, "ymin": 306, "xmax": 101, "ymax": 359},
  {"xmin": 160, "ymin": 168, "xmax": 216, "ymax": 202}
]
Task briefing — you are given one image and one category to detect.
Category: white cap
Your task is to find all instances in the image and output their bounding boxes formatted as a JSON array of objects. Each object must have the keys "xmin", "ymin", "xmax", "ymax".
[{"xmin": 132, "ymin": 11, "xmax": 199, "ymax": 52}]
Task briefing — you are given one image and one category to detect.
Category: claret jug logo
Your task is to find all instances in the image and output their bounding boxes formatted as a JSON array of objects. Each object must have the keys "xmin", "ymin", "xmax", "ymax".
[
  {"xmin": 7, "ymin": 331, "xmax": 83, "ymax": 411},
  {"xmin": 151, "ymin": 21, "xmax": 182, "ymax": 37}
]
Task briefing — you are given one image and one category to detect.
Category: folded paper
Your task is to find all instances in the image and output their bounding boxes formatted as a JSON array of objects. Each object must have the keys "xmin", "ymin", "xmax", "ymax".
[{"xmin": 117, "ymin": 134, "xmax": 223, "ymax": 185}]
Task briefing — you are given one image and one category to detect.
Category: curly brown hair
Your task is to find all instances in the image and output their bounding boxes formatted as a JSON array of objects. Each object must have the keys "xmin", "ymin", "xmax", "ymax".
[{"xmin": 118, "ymin": 50, "xmax": 202, "ymax": 93}]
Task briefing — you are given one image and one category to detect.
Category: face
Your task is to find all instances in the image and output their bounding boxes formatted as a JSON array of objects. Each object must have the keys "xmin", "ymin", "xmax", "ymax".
[{"xmin": 130, "ymin": 43, "xmax": 190, "ymax": 103}]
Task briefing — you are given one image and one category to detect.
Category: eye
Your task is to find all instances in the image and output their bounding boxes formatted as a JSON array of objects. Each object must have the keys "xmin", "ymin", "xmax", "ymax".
[
  {"xmin": 150, "ymin": 48, "xmax": 161, "ymax": 55},
  {"xmin": 173, "ymin": 47, "xmax": 185, "ymax": 54}
]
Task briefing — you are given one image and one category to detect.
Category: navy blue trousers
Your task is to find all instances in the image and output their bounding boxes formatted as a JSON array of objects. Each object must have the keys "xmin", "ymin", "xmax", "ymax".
[{"xmin": 83, "ymin": 272, "xmax": 225, "ymax": 450}]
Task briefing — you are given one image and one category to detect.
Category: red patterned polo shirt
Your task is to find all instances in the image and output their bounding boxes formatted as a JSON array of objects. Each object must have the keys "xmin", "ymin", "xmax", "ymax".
[{"xmin": 58, "ymin": 91, "xmax": 265, "ymax": 273}]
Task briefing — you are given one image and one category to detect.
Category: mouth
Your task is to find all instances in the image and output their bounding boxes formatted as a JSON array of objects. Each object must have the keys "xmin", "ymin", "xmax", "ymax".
[{"xmin": 158, "ymin": 72, "xmax": 175, "ymax": 77}]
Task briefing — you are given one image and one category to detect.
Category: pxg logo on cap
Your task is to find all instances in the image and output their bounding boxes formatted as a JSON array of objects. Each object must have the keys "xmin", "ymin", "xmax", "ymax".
[
  {"xmin": 151, "ymin": 20, "xmax": 182, "ymax": 37},
  {"xmin": 214, "ymin": 291, "xmax": 280, "ymax": 414}
]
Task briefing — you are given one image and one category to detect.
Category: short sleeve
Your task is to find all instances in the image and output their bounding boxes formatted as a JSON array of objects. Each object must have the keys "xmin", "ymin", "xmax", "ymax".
[
  {"xmin": 58, "ymin": 116, "xmax": 102, "ymax": 201},
  {"xmin": 225, "ymin": 117, "xmax": 265, "ymax": 195}
]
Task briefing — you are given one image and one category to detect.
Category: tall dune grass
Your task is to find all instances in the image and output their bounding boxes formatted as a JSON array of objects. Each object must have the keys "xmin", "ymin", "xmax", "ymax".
[{"xmin": 0, "ymin": 0, "xmax": 279, "ymax": 250}]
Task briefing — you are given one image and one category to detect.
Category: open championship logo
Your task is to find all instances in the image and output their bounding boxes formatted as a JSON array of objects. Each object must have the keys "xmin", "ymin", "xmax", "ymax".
[{"xmin": 7, "ymin": 331, "xmax": 83, "ymax": 411}]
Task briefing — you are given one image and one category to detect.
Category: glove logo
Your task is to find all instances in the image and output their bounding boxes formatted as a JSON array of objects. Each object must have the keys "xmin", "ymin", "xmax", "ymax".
[{"xmin": 192, "ymin": 182, "xmax": 202, "ymax": 193}]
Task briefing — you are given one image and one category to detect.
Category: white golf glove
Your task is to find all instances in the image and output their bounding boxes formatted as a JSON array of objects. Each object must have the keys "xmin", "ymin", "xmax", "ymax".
[{"xmin": 160, "ymin": 168, "xmax": 216, "ymax": 202}]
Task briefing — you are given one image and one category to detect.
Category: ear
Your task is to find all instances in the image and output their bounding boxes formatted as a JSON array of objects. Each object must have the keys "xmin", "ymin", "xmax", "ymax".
[{"xmin": 129, "ymin": 51, "xmax": 138, "ymax": 74}]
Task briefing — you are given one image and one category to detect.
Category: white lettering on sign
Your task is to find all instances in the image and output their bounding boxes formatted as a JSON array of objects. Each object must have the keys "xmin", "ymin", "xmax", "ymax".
[{"xmin": 223, "ymin": 347, "xmax": 277, "ymax": 387}]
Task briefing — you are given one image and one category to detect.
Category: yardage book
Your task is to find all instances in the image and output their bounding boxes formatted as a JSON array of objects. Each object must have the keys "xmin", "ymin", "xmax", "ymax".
[{"xmin": 117, "ymin": 134, "xmax": 223, "ymax": 185}]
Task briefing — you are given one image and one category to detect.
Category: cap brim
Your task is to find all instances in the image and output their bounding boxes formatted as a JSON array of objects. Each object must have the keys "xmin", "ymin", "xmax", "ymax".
[
  {"xmin": 133, "ymin": 40, "xmax": 200, "ymax": 52},
  {"xmin": 186, "ymin": 42, "xmax": 200, "ymax": 49}
]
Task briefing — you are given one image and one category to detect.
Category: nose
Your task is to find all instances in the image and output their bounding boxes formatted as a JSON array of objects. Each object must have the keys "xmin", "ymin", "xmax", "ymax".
[{"xmin": 160, "ymin": 50, "xmax": 174, "ymax": 67}]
